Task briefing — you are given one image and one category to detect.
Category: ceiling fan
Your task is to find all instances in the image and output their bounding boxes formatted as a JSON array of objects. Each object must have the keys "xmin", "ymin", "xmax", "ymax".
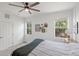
[{"xmin": 9, "ymin": 2, "xmax": 40, "ymax": 14}]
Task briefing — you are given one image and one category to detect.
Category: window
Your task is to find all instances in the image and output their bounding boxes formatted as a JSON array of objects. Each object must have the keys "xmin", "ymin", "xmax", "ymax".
[
  {"xmin": 55, "ymin": 18, "xmax": 68, "ymax": 37},
  {"xmin": 27, "ymin": 22, "xmax": 32, "ymax": 34}
]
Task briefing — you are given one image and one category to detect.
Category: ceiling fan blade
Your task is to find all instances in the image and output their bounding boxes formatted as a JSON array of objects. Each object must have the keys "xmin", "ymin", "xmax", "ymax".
[
  {"xmin": 22, "ymin": 2, "xmax": 25, "ymax": 5},
  {"xmin": 21, "ymin": 2, "xmax": 26, "ymax": 6},
  {"xmin": 19, "ymin": 8, "xmax": 26, "ymax": 12},
  {"xmin": 30, "ymin": 2, "xmax": 40, "ymax": 7},
  {"xmin": 29, "ymin": 8, "xmax": 40, "ymax": 12},
  {"xmin": 9, "ymin": 4, "xmax": 24, "ymax": 8}
]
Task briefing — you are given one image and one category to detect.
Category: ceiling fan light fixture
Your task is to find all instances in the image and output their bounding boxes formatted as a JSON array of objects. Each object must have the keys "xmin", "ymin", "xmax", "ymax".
[{"xmin": 25, "ymin": 9, "xmax": 28, "ymax": 11}]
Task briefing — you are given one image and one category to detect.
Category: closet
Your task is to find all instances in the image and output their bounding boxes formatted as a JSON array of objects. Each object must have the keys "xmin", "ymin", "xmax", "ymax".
[{"xmin": 0, "ymin": 21, "xmax": 13, "ymax": 50}]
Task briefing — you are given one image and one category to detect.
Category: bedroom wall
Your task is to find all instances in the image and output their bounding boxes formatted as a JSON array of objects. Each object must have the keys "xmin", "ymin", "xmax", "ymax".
[
  {"xmin": 73, "ymin": 4, "xmax": 79, "ymax": 41},
  {"xmin": 0, "ymin": 10, "xmax": 24, "ymax": 50},
  {"xmin": 24, "ymin": 9, "xmax": 73, "ymax": 43}
]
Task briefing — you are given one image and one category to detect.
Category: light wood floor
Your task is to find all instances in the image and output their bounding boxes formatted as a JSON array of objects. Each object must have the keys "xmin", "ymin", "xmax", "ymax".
[{"xmin": 0, "ymin": 43, "xmax": 26, "ymax": 56}]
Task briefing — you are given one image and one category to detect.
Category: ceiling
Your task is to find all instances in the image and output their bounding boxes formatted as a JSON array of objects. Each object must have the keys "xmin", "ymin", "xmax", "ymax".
[{"xmin": 0, "ymin": 2, "xmax": 78, "ymax": 18}]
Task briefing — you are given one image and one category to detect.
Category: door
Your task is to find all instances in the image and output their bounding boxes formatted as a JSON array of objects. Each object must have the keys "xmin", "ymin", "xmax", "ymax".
[{"xmin": 0, "ymin": 21, "xmax": 13, "ymax": 50}]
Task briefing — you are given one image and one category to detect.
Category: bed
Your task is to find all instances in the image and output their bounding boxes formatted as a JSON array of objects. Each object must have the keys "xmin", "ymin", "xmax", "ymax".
[{"xmin": 11, "ymin": 39, "xmax": 79, "ymax": 56}]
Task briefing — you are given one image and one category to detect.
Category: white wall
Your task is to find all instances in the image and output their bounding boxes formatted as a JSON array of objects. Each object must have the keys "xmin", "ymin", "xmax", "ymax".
[
  {"xmin": 0, "ymin": 10, "xmax": 24, "ymax": 50},
  {"xmin": 24, "ymin": 9, "xmax": 73, "ymax": 43},
  {"xmin": 73, "ymin": 4, "xmax": 79, "ymax": 41}
]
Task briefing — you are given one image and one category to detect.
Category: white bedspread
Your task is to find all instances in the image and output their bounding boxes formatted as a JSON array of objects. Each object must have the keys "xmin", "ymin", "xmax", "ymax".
[{"xmin": 28, "ymin": 40, "xmax": 79, "ymax": 56}]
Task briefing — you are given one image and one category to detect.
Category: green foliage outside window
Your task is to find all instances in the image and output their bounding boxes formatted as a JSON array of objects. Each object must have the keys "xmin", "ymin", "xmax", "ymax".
[
  {"xmin": 55, "ymin": 19, "xmax": 67, "ymax": 29},
  {"xmin": 55, "ymin": 18, "xmax": 68, "ymax": 37}
]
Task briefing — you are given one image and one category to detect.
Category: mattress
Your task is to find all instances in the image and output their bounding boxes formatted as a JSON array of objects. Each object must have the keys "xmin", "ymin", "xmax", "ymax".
[{"xmin": 11, "ymin": 39, "xmax": 79, "ymax": 56}]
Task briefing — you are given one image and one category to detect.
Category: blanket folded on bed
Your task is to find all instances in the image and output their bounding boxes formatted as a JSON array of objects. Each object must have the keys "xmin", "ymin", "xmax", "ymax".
[{"xmin": 11, "ymin": 39, "xmax": 44, "ymax": 56}]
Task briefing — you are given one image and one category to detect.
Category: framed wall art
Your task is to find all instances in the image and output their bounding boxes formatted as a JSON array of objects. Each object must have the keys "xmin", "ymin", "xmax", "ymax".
[{"xmin": 35, "ymin": 24, "xmax": 40, "ymax": 32}]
